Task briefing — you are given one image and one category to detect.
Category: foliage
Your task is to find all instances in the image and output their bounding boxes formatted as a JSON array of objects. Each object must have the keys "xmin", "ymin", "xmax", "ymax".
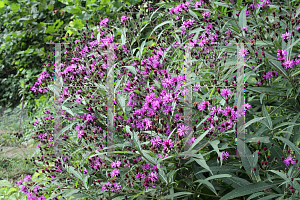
[{"xmin": 3, "ymin": 0, "xmax": 300, "ymax": 199}]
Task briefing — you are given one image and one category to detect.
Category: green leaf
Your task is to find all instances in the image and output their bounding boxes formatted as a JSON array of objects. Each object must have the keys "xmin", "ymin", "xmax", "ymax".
[
  {"xmin": 100, "ymin": 0, "xmax": 110, "ymax": 5},
  {"xmin": 262, "ymin": 104, "xmax": 272, "ymax": 129},
  {"xmin": 246, "ymin": 192, "xmax": 265, "ymax": 200},
  {"xmin": 285, "ymin": 37, "xmax": 300, "ymax": 51},
  {"xmin": 139, "ymin": 40, "xmax": 146, "ymax": 60},
  {"xmin": 10, "ymin": 3, "xmax": 20, "ymax": 12},
  {"xmin": 0, "ymin": 180, "xmax": 12, "ymax": 187},
  {"xmin": 247, "ymin": 87, "xmax": 285, "ymax": 96},
  {"xmin": 244, "ymin": 117, "xmax": 266, "ymax": 129},
  {"xmin": 205, "ymin": 174, "xmax": 232, "ymax": 181},
  {"xmin": 149, "ymin": 20, "xmax": 173, "ymax": 40},
  {"xmin": 165, "ymin": 192, "xmax": 193, "ymax": 199},
  {"xmin": 220, "ymin": 181, "xmax": 281, "ymax": 200},
  {"xmin": 73, "ymin": 19, "xmax": 83, "ymax": 29},
  {"xmin": 269, "ymin": 60, "xmax": 289, "ymax": 79},
  {"xmin": 188, "ymin": 10, "xmax": 199, "ymax": 20},
  {"xmin": 239, "ymin": 5, "xmax": 247, "ymax": 31},
  {"xmin": 188, "ymin": 128, "xmax": 211, "ymax": 151},
  {"xmin": 123, "ymin": 66, "xmax": 137, "ymax": 74},
  {"xmin": 268, "ymin": 170, "xmax": 289, "ymax": 182},
  {"xmin": 259, "ymin": 194, "xmax": 283, "ymax": 200},
  {"xmin": 274, "ymin": 136, "xmax": 300, "ymax": 160},
  {"xmin": 193, "ymin": 155, "xmax": 213, "ymax": 175},
  {"xmin": 0, "ymin": 1, "xmax": 4, "ymax": 8},
  {"xmin": 239, "ymin": 143, "xmax": 254, "ymax": 177},
  {"xmin": 193, "ymin": 179, "xmax": 217, "ymax": 195}
]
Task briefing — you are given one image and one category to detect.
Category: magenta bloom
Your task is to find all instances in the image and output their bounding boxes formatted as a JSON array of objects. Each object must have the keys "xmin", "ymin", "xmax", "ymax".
[
  {"xmin": 281, "ymin": 32, "xmax": 291, "ymax": 42},
  {"xmin": 202, "ymin": 11, "xmax": 210, "ymax": 19},
  {"xmin": 16, "ymin": 180, "xmax": 22, "ymax": 186},
  {"xmin": 284, "ymin": 156, "xmax": 296, "ymax": 166},
  {"xmin": 222, "ymin": 151, "xmax": 230, "ymax": 160},
  {"xmin": 121, "ymin": 15, "xmax": 127, "ymax": 23},
  {"xmin": 242, "ymin": 26, "xmax": 248, "ymax": 32},
  {"xmin": 77, "ymin": 130, "xmax": 84, "ymax": 139},
  {"xmin": 135, "ymin": 172, "xmax": 145, "ymax": 180},
  {"xmin": 177, "ymin": 124, "xmax": 188, "ymax": 137},
  {"xmin": 110, "ymin": 169, "xmax": 120, "ymax": 177},
  {"xmin": 283, "ymin": 60, "xmax": 294, "ymax": 69},
  {"xmin": 220, "ymin": 88, "xmax": 233, "ymax": 98},
  {"xmin": 149, "ymin": 171, "xmax": 159, "ymax": 182},
  {"xmin": 277, "ymin": 49, "xmax": 287, "ymax": 61},
  {"xmin": 297, "ymin": 26, "xmax": 300, "ymax": 32},
  {"xmin": 23, "ymin": 175, "xmax": 32, "ymax": 182},
  {"xmin": 100, "ymin": 18, "xmax": 109, "ymax": 25},
  {"xmin": 111, "ymin": 160, "xmax": 122, "ymax": 168},
  {"xmin": 195, "ymin": 0, "xmax": 205, "ymax": 8},
  {"xmin": 151, "ymin": 136, "xmax": 161, "ymax": 148},
  {"xmin": 102, "ymin": 182, "xmax": 112, "ymax": 192},
  {"xmin": 193, "ymin": 83, "xmax": 202, "ymax": 92},
  {"xmin": 239, "ymin": 48, "xmax": 249, "ymax": 58}
]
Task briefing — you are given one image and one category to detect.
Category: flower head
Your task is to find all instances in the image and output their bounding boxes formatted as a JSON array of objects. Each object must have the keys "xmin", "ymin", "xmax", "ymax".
[
  {"xmin": 284, "ymin": 156, "xmax": 296, "ymax": 166},
  {"xmin": 222, "ymin": 151, "xmax": 230, "ymax": 160},
  {"xmin": 111, "ymin": 160, "xmax": 122, "ymax": 168},
  {"xmin": 202, "ymin": 11, "xmax": 210, "ymax": 19},
  {"xmin": 220, "ymin": 88, "xmax": 233, "ymax": 98},
  {"xmin": 281, "ymin": 32, "xmax": 292, "ymax": 42},
  {"xmin": 23, "ymin": 175, "xmax": 32, "ymax": 182},
  {"xmin": 135, "ymin": 172, "xmax": 145, "ymax": 180}
]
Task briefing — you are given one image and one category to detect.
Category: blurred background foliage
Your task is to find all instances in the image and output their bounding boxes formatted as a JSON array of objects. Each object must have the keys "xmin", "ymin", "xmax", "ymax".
[{"xmin": 0, "ymin": 0, "xmax": 143, "ymax": 116}]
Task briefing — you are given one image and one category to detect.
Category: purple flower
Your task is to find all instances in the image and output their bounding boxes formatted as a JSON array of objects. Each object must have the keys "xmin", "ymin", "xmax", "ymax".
[
  {"xmin": 277, "ymin": 49, "xmax": 287, "ymax": 61},
  {"xmin": 16, "ymin": 180, "xmax": 22, "ymax": 186},
  {"xmin": 281, "ymin": 32, "xmax": 292, "ymax": 42},
  {"xmin": 20, "ymin": 185, "xmax": 28, "ymax": 194},
  {"xmin": 100, "ymin": 18, "xmax": 109, "ymax": 26},
  {"xmin": 177, "ymin": 124, "xmax": 188, "ymax": 137},
  {"xmin": 239, "ymin": 48, "xmax": 249, "ymax": 58},
  {"xmin": 210, "ymin": 105, "xmax": 223, "ymax": 116},
  {"xmin": 36, "ymin": 143, "xmax": 41, "ymax": 148},
  {"xmin": 142, "ymin": 163, "xmax": 151, "ymax": 170},
  {"xmin": 198, "ymin": 101, "xmax": 211, "ymax": 111},
  {"xmin": 284, "ymin": 156, "xmax": 296, "ymax": 166},
  {"xmin": 143, "ymin": 118, "xmax": 152, "ymax": 130},
  {"xmin": 242, "ymin": 26, "xmax": 248, "ymax": 32},
  {"xmin": 33, "ymin": 185, "xmax": 40, "ymax": 195},
  {"xmin": 121, "ymin": 15, "xmax": 127, "ymax": 23},
  {"xmin": 149, "ymin": 171, "xmax": 159, "ymax": 182},
  {"xmin": 110, "ymin": 168, "xmax": 120, "ymax": 177},
  {"xmin": 222, "ymin": 151, "xmax": 230, "ymax": 160},
  {"xmin": 151, "ymin": 136, "xmax": 161, "ymax": 148},
  {"xmin": 102, "ymin": 182, "xmax": 112, "ymax": 192},
  {"xmin": 195, "ymin": 0, "xmax": 205, "ymax": 8},
  {"xmin": 220, "ymin": 88, "xmax": 233, "ymax": 98},
  {"xmin": 283, "ymin": 60, "xmax": 294, "ymax": 69},
  {"xmin": 187, "ymin": 137, "xmax": 195, "ymax": 146},
  {"xmin": 111, "ymin": 160, "xmax": 122, "ymax": 168},
  {"xmin": 23, "ymin": 175, "xmax": 32, "ymax": 182},
  {"xmin": 297, "ymin": 26, "xmax": 300, "ymax": 32},
  {"xmin": 135, "ymin": 172, "xmax": 145, "ymax": 180},
  {"xmin": 202, "ymin": 11, "xmax": 210, "ymax": 19},
  {"xmin": 162, "ymin": 138, "xmax": 174, "ymax": 151},
  {"xmin": 77, "ymin": 130, "xmax": 84, "ymax": 139},
  {"xmin": 113, "ymin": 182, "xmax": 122, "ymax": 192},
  {"xmin": 193, "ymin": 83, "xmax": 202, "ymax": 92},
  {"xmin": 83, "ymin": 168, "xmax": 87, "ymax": 174}
]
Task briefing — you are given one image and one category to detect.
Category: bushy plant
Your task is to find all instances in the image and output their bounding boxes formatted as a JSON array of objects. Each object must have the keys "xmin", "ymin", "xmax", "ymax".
[{"xmin": 15, "ymin": 0, "xmax": 300, "ymax": 199}]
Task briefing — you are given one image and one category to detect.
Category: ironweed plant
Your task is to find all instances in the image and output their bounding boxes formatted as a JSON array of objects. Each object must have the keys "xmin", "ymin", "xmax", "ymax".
[{"xmin": 16, "ymin": 0, "xmax": 300, "ymax": 199}]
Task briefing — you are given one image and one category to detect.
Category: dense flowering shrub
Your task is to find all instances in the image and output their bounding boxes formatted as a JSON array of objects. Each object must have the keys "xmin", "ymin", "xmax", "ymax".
[{"xmin": 17, "ymin": 0, "xmax": 300, "ymax": 199}]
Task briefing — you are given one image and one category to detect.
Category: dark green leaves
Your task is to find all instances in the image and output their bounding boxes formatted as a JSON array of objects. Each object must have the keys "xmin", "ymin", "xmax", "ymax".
[{"xmin": 220, "ymin": 181, "xmax": 282, "ymax": 200}]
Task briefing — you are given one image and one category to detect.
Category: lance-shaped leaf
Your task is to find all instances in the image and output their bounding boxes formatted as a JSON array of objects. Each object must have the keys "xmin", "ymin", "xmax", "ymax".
[{"xmin": 220, "ymin": 181, "xmax": 282, "ymax": 200}]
